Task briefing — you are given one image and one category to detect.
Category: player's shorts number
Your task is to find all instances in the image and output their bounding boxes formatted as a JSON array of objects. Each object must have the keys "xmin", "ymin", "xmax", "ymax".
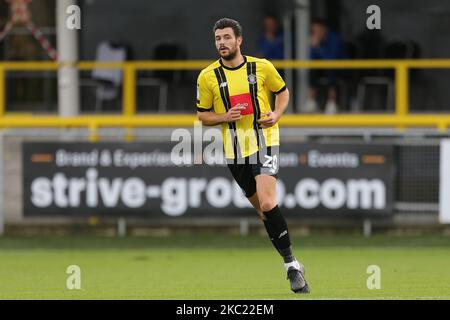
[{"xmin": 263, "ymin": 154, "xmax": 278, "ymax": 174}]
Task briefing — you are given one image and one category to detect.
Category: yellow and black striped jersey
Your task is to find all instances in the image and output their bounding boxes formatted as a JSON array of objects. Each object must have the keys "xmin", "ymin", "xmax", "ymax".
[{"xmin": 196, "ymin": 55, "xmax": 286, "ymax": 159}]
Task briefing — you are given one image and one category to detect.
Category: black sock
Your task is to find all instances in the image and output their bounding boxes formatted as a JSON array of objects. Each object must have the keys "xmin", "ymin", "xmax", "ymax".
[
  {"xmin": 262, "ymin": 219, "xmax": 281, "ymax": 254},
  {"xmin": 262, "ymin": 205, "xmax": 295, "ymax": 263},
  {"xmin": 279, "ymin": 247, "xmax": 294, "ymax": 263}
]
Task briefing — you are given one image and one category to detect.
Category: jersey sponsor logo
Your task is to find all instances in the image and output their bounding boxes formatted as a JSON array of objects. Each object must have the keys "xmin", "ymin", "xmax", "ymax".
[
  {"xmin": 247, "ymin": 74, "xmax": 257, "ymax": 85},
  {"xmin": 219, "ymin": 81, "xmax": 228, "ymax": 88},
  {"xmin": 229, "ymin": 93, "xmax": 254, "ymax": 115},
  {"xmin": 196, "ymin": 84, "xmax": 200, "ymax": 100}
]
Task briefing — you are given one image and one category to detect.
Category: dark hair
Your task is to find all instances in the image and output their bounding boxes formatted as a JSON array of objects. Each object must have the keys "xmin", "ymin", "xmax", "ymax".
[
  {"xmin": 213, "ymin": 18, "xmax": 243, "ymax": 38},
  {"xmin": 311, "ymin": 18, "xmax": 328, "ymax": 27},
  {"xmin": 264, "ymin": 13, "xmax": 279, "ymax": 21}
]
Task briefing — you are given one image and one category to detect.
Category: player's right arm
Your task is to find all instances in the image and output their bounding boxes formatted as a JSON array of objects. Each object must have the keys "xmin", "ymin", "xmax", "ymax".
[
  {"xmin": 196, "ymin": 70, "xmax": 244, "ymax": 126},
  {"xmin": 197, "ymin": 107, "xmax": 244, "ymax": 126}
]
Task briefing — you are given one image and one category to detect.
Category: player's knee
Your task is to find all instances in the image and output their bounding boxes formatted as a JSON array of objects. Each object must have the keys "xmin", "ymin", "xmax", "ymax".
[{"xmin": 260, "ymin": 200, "xmax": 277, "ymax": 213}]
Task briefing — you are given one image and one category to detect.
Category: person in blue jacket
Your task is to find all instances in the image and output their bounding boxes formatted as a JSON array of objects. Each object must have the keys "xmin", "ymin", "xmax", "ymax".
[
  {"xmin": 257, "ymin": 14, "xmax": 285, "ymax": 77},
  {"xmin": 307, "ymin": 18, "xmax": 347, "ymax": 114}
]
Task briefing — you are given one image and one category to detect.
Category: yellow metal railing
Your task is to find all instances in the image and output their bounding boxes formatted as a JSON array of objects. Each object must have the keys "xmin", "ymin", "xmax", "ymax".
[{"xmin": 1, "ymin": 59, "xmax": 450, "ymax": 140}]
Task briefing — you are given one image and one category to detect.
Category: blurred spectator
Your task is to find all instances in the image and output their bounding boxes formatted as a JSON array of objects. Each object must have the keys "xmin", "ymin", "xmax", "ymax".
[
  {"xmin": 306, "ymin": 18, "xmax": 347, "ymax": 114},
  {"xmin": 257, "ymin": 14, "xmax": 284, "ymax": 67}
]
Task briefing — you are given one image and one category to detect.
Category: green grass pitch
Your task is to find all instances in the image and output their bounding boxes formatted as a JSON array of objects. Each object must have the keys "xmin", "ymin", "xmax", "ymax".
[{"xmin": 0, "ymin": 234, "xmax": 450, "ymax": 299}]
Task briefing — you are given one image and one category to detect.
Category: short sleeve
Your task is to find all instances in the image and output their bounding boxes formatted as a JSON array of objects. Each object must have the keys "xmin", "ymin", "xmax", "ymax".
[
  {"xmin": 196, "ymin": 71, "xmax": 213, "ymax": 112},
  {"xmin": 263, "ymin": 60, "xmax": 286, "ymax": 94}
]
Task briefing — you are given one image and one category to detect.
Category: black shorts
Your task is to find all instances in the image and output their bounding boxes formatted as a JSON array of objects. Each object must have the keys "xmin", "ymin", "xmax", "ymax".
[{"xmin": 227, "ymin": 146, "xmax": 279, "ymax": 198}]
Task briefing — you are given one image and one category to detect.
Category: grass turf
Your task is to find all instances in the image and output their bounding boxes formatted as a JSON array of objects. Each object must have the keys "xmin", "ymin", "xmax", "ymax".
[{"xmin": 0, "ymin": 234, "xmax": 450, "ymax": 300}]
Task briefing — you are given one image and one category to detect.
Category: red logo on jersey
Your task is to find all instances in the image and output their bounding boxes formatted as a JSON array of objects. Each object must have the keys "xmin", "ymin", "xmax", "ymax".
[{"xmin": 229, "ymin": 93, "xmax": 254, "ymax": 115}]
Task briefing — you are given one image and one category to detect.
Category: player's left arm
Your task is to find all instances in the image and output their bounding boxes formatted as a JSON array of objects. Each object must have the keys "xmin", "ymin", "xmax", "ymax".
[
  {"xmin": 258, "ymin": 88, "xmax": 289, "ymax": 128},
  {"xmin": 258, "ymin": 60, "xmax": 289, "ymax": 129}
]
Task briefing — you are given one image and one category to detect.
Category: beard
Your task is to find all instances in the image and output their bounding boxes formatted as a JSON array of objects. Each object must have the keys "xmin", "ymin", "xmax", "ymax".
[{"xmin": 218, "ymin": 46, "xmax": 238, "ymax": 61}]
